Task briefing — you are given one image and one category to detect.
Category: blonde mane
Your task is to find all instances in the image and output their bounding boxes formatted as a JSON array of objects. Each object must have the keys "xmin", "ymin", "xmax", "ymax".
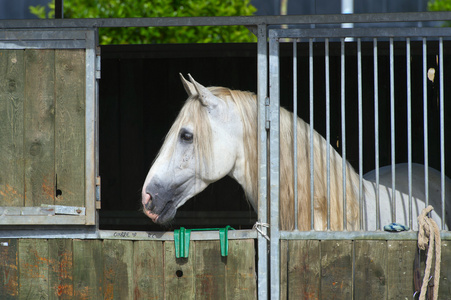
[{"xmin": 162, "ymin": 86, "xmax": 359, "ymax": 231}]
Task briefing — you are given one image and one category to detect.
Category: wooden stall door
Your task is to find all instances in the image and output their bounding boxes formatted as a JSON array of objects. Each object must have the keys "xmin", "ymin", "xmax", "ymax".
[{"xmin": 0, "ymin": 49, "xmax": 87, "ymax": 224}]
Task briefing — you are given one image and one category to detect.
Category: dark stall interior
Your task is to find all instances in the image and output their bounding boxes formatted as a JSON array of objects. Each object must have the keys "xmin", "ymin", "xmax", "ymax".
[
  {"xmin": 98, "ymin": 41, "xmax": 450, "ymax": 231},
  {"xmin": 99, "ymin": 43, "xmax": 259, "ymax": 231}
]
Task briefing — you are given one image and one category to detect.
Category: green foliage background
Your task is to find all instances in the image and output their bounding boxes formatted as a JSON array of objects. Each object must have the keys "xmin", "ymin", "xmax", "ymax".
[
  {"xmin": 29, "ymin": 0, "xmax": 257, "ymax": 44},
  {"xmin": 428, "ymin": 0, "xmax": 451, "ymax": 11},
  {"xmin": 428, "ymin": 0, "xmax": 451, "ymax": 26}
]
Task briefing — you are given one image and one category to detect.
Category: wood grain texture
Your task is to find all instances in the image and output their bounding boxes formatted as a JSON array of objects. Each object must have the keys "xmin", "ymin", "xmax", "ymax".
[
  {"xmin": 0, "ymin": 50, "xmax": 25, "ymax": 207},
  {"xmin": 439, "ymin": 240, "xmax": 451, "ymax": 299},
  {"xmin": 54, "ymin": 49, "xmax": 85, "ymax": 207},
  {"xmin": 165, "ymin": 240, "xmax": 195, "ymax": 300},
  {"xmin": 225, "ymin": 239, "xmax": 256, "ymax": 299},
  {"xmin": 134, "ymin": 240, "xmax": 165, "ymax": 299},
  {"xmin": 24, "ymin": 49, "xmax": 55, "ymax": 207},
  {"xmin": 0, "ymin": 239, "xmax": 18, "ymax": 299},
  {"xmin": 103, "ymin": 239, "xmax": 133, "ymax": 300},
  {"xmin": 4, "ymin": 238, "xmax": 451, "ymax": 298},
  {"xmin": 73, "ymin": 240, "xmax": 103, "ymax": 299},
  {"xmin": 280, "ymin": 240, "xmax": 288, "ymax": 300},
  {"xmin": 287, "ymin": 240, "xmax": 320, "ymax": 300},
  {"xmin": 48, "ymin": 239, "xmax": 74, "ymax": 300},
  {"xmin": 194, "ymin": 240, "xmax": 226, "ymax": 299},
  {"xmin": 320, "ymin": 240, "xmax": 353, "ymax": 299},
  {"xmin": 354, "ymin": 240, "xmax": 387, "ymax": 299},
  {"xmin": 386, "ymin": 240, "xmax": 416, "ymax": 299},
  {"xmin": 18, "ymin": 239, "xmax": 49, "ymax": 299}
]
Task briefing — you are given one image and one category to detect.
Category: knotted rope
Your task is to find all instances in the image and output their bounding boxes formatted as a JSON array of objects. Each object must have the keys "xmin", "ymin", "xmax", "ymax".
[{"xmin": 417, "ymin": 205, "xmax": 441, "ymax": 300}]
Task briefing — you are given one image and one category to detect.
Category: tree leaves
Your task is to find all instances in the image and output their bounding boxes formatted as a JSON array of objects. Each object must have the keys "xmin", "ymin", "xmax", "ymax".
[{"xmin": 29, "ymin": 0, "xmax": 257, "ymax": 44}]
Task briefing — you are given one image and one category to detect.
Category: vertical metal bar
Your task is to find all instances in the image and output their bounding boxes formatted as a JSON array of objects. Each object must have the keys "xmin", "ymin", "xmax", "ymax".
[
  {"xmin": 423, "ymin": 37, "xmax": 429, "ymax": 207},
  {"xmin": 269, "ymin": 31, "xmax": 280, "ymax": 300},
  {"xmin": 439, "ymin": 37, "xmax": 446, "ymax": 230},
  {"xmin": 95, "ymin": 47, "xmax": 101, "ymax": 216},
  {"xmin": 309, "ymin": 38, "xmax": 315, "ymax": 231},
  {"xmin": 85, "ymin": 30, "xmax": 97, "ymax": 225},
  {"xmin": 406, "ymin": 38, "xmax": 413, "ymax": 230},
  {"xmin": 357, "ymin": 38, "xmax": 363, "ymax": 229},
  {"xmin": 55, "ymin": 0, "xmax": 63, "ymax": 19},
  {"xmin": 256, "ymin": 24, "xmax": 268, "ymax": 300},
  {"xmin": 373, "ymin": 38, "xmax": 380, "ymax": 230},
  {"xmin": 293, "ymin": 40, "xmax": 299, "ymax": 231},
  {"xmin": 390, "ymin": 37, "xmax": 396, "ymax": 223},
  {"xmin": 325, "ymin": 38, "xmax": 331, "ymax": 230},
  {"xmin": 341, "ymin": 38, "xmax": 347, "ymax": 231}
]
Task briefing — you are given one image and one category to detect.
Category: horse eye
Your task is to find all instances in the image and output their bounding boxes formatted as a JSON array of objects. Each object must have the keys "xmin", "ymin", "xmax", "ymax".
[{"xmin": 180, "ymin": 130, "xmax": 193, "ymax": 143}]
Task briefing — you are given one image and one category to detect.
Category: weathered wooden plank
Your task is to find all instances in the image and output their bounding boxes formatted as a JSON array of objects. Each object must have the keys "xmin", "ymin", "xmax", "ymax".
[
  {"xmin": 286, "ymin": 240, "xmax": 320, "ymax": 300},
  {"xmin": 54, "ymin": 49, "xmax": 85, "ymax": 207},
  {"xmin": 0, "ymin": 239, "xmax": 19, "ymax": 299},
  {"xmin": 24, "ymin": 49, "xmax": 55, "ymax": 207},
  {"xmin": 439, "ymin": 240, "xmax": 451, "ymax": 298},
  {"xmin": 280, "ymin": 239, "xmax": 288, "ymax": 300},
  {"xmin": 225, "ymin": 239, "xmax": 256, "ymax": 299},
  {"xmin": 194, "ymin": 240, "xmax": 226, "ymax": 299},
  {"xmin": 73, "ymin": 240, "xmax": 103, "ymax": 299},
  {"xmin": 48, "ymin": 239, "xmax": 73, "ymax": 299},
  {"xmin": 320, "ymin": 240, "xmax": 353, "ymax": 299},
  {"xmin": 18, "ymin": 239, "xmax": 49, "ymax": 299},
  {"xmin": 354, "ymin": 240, "xmax": 387, "ymax": 299},
  {"xmin": 103, "ymin": 239, "xmax": 133, "ymax": 300},
  {"xmin": 386, "ymin": 240, "xmax": 416, "ymax": 299},
  {"xmin": 134, "ymin": 240, "xmax": 165, "ymax": 299},
  {"xmin": 0, "ymin": 50, "xmax": 25, "ymax": 207},
  {"xmin": 164, "ymin": 240, "xmax": 195, "ymax": 300}
]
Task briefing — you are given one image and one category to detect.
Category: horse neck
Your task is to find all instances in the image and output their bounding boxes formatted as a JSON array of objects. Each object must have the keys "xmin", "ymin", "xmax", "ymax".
[{"xmin": 226, "ymin": 90, "xmax": 259, "ymax": 210}]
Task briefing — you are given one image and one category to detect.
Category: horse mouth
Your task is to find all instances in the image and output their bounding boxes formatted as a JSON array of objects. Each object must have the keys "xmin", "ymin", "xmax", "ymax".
[
  {"xmin": 143, "ymin": 201, "xmax": 176, "ymax": 224},
  {"xmin": 143, "ymin": 209, "xmax": 160, "ymax": 223}
]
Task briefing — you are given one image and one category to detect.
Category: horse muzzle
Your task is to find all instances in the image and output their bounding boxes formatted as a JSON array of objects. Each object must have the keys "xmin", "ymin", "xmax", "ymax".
[
  {"xmin": 142, "ymin": 193, "xmax": 160, "ymax": 222},
  {"xmin": 142, "ymin": 185, "xmax": 177, "ymax": 224}
]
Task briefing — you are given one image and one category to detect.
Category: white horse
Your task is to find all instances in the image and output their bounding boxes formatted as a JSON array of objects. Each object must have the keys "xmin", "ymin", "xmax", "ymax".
[{"xmin": 142, "ymin": 74, "xmax": 450, "ymax": 231}]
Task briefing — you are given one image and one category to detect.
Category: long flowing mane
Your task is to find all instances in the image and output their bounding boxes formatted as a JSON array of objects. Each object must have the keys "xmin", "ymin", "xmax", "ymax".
[{"xmin": 162, "ymin": 86, "xmax": 359, "ymax": 230}]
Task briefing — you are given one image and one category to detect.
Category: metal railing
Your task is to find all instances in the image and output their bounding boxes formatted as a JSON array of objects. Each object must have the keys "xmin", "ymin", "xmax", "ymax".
[{"xmin": 266, "ymin": 20, "xmax": 451, "ymax": 300}]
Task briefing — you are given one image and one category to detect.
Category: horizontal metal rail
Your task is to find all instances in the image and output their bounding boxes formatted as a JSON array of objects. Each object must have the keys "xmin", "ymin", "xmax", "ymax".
[
  {"xmin": 0, "ymin": 228, "xmax": 257, "ymax": 240},
  {"xmin": 3, "ymin": 227, "xmax": 451, "ymax": 240},
  {"xmin": 269, "ymin": 27, "xmax": 451, "ymax": 39},
  {"xmin": 1, "ymin": 12, "xmax": 451, "ymax": 29},
  {"xmin": 280, "ymin": 230, "xmax": 451, "ymax": 240}
]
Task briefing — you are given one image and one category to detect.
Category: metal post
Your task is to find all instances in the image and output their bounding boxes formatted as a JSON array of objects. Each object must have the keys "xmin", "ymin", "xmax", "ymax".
[
  {"xmin": 293, "ymin": 40, "xmax": 299, "ymax": 231},
  {"xmin": 439, "ymin": 37, "xmax": 446, "ymax": 230},
  {"xmin": 257, "ymin": 24, "xmax": 269, "ymax": 300},
  {"xmin": 55, "ymin": 0, "xmax": 63, "ymax": 19},
  {"xmin": 406, "ymin": 38, "xmax": 413, "ymax": 230},
  {"xmin": 390, "ymin": 38, "xmax": 396, "ymax": 222},
  {"xmin": 422, "ymin": 38, "xmax": 429, "ymax": 207},
  {"xmin": 357, "ymin": 38, "xmax": 363, "ymax": 229},
  {"xmin": 309, "ymin": 38, "xmax": 315, "ymax": 231},
  {"xmin": 269, "ymin": 31, "xmax": 281, "ymax": 300},
  {"xmin": 325, "ymin": 38, "xmax": 331, "ymax": 230},
  {"xmin": 341, "ymin": 38, "xmax": 347, "ymax": 230},
  {"xmin": 373, "ymin": 38, "xmax": 380, "ymax": 230}
]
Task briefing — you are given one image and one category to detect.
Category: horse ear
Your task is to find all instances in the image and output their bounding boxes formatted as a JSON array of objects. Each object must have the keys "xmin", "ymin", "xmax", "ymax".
[
  {"xmin": 180, "ymin": 73, "xmax": 197, "ymax": 97},
  {"xmin": 187, "ymin": 74, "xmax": 218, "ymax": 109}
]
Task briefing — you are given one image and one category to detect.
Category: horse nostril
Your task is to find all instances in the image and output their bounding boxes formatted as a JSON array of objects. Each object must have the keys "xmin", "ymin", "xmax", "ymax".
[{"xmin": 144, "ymin": 193, "xmax": 155, "ymax": 211}]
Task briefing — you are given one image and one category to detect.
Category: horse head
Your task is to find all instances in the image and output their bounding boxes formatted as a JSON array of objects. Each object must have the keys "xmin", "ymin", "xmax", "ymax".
[{"xmin": 141, "ymin": 74, "xmax": 255, "ymax": 224}]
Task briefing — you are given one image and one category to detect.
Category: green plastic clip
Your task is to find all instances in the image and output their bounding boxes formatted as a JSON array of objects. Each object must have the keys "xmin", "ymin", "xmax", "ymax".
[{"xmin": 174, "ymin": 226, "xmax": 234, "ymax": 258}]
